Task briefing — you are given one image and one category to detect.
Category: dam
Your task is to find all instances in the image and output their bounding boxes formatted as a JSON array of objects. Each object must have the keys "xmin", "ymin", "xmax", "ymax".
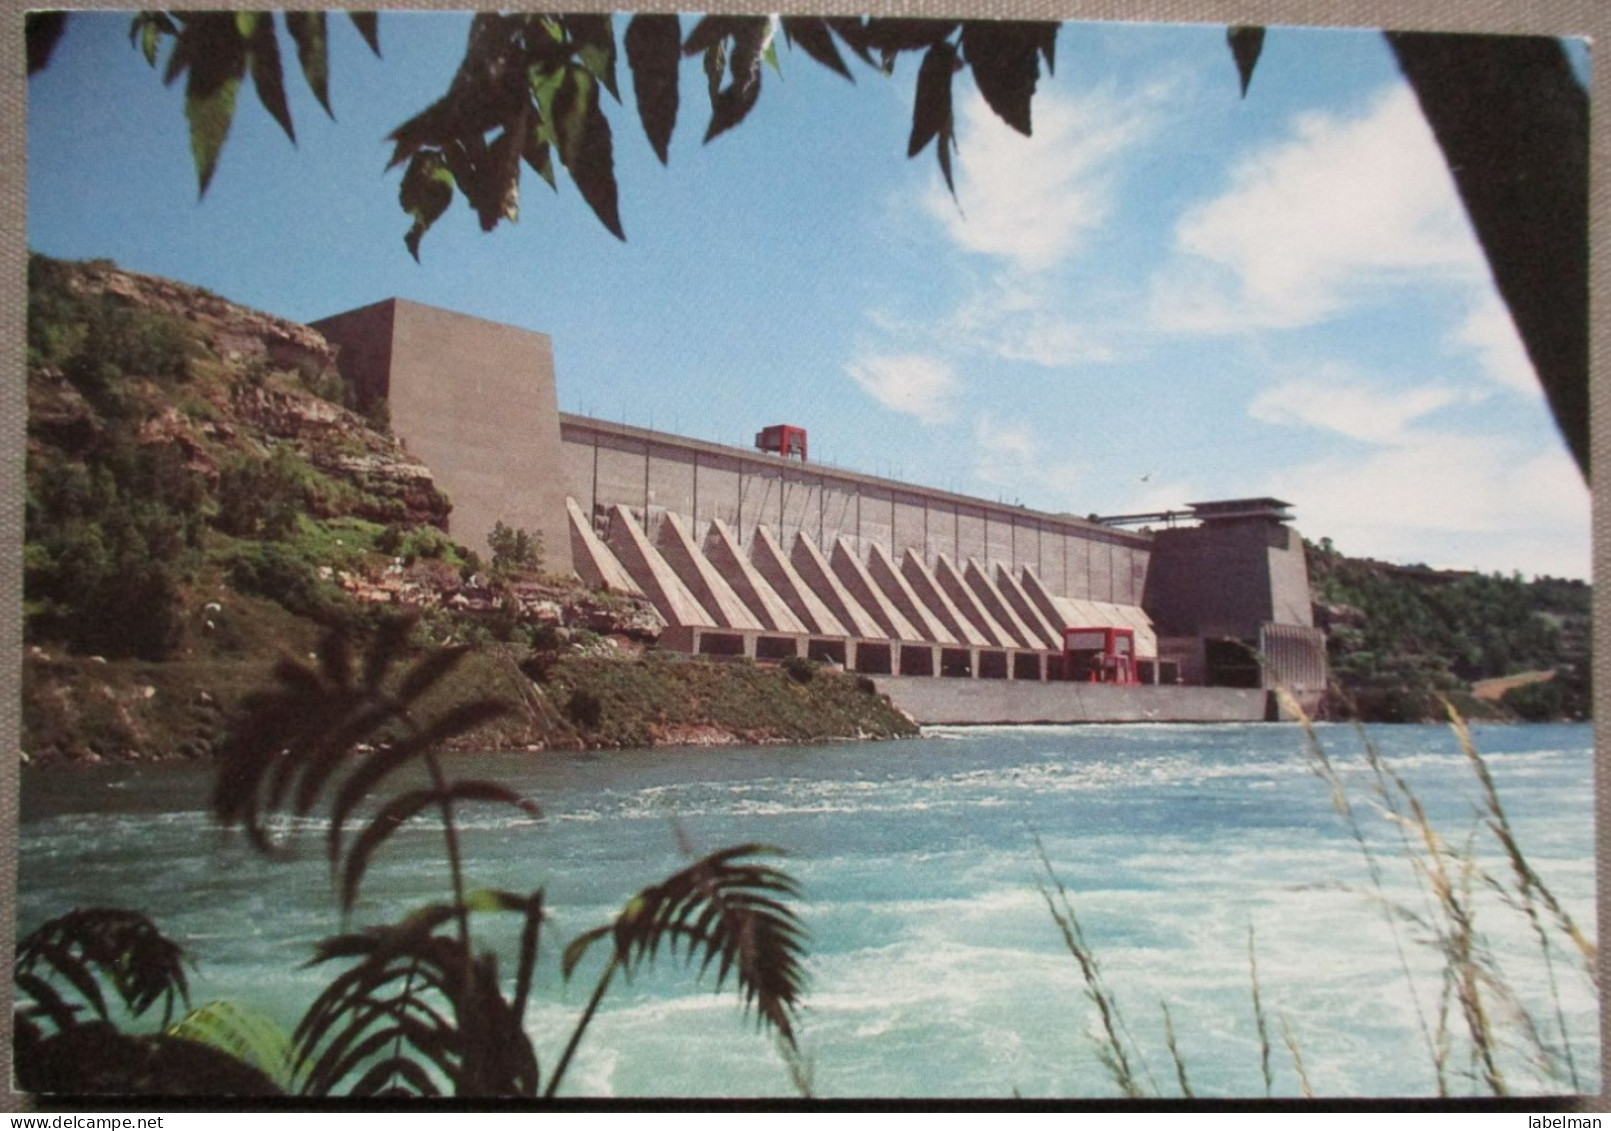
[{"xmin": 313, "ymin": 298, "xmax": 1328, "ymax": 724}]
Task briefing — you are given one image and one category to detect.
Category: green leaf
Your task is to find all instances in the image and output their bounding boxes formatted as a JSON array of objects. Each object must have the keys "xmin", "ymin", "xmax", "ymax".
[
  {"xmin": 348, "ymin": 11, "xmax": 381, "ymax": 57},
  {"xmin": 170, "ymin": 15, "xmax": 250, "ymax": 195},
  {"xmin": 128, "ymin": 12, "xmax": 176, "ymax": 70},
  {"xmin": 1228, "ymin": 25, "xmax": 1266, "ymax": 97},
  {"xmin": 960, "ymin": 20, "xmax": 1047, "ymax": 137},
  {"xmin": 285, "ymin": 11, "xmax": 332, "ymax": 117},
  {"xmin": 624, "ymin": 14, "xmax": 680, "ymax": 164},
  {"xmin": 781, "ymin": 18, "xmax": 853, "ymax": 81},
  {"xmin": 245, "ymin": 13, "xmax": 296, "ymax": 143},
  {"xmin": 531, "ymin": 62, "xmax": 567, "ymax": 147},
  {"xmin": 463, "ymin": 889, "xmax": 525, "ymax": 913},
  {"xmin": 552, "ymin": 66, "xmax": 625, "ymax": 240},
  {"xmin": 567, "ymin": 14, "xmax": 619, "ymax": 101},
  {"xmin": 400, "ymin": 151, "xmax": 454, "ymax": 260},
  {"xmin": 561, "ymin": 925, "xmax": 613, "ymax": 979},
  {"xmin": 169, "ymin": 1001, "xmax": 296, "ymax": 1091},
  {"xmin": 523, "ymin": 129, "xmax": 557, "ymax": 190}
]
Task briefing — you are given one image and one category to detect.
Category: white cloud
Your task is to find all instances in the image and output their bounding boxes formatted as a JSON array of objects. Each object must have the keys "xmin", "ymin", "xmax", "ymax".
[
  {"xmin": 927, "ymin": 87, "xmax": 1153, "ymax": 272},
  {"xmin": 1269, "ymin": 432, "xmax": 1589, "ymax": 577},
  {"xmin": 1152, "ymin": 85, "xmax": 1486, "ymax": 333},
  {"xmin": 942, "ymin": 276, "xmax": 1116, "ymax": 367},
  {"xmin": 844, "ymin": 354, "xmax": 958, "ymax": 423},
  {"xmin": 971, "ymin": 413, "xmax": 1085, "ymax": 503},
  {"xmin": 1248, "ymin": 372, "xmax": 1468, "ymax": 445},
  {"xmin": 1452, "ymin": 292, "xmax": 1539, "ymax": 396}
]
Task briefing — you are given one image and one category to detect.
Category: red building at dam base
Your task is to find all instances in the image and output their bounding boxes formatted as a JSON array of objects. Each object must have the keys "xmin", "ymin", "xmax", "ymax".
[{"xmin": 313, "ymin": 298, "xmax": 1328, "ymax": 725}]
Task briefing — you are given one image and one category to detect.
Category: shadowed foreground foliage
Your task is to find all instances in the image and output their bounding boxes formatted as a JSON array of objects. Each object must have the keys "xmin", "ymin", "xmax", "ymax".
[{"xmin": 15, "ymin": 620, "xmax": 809, "ymax": 1097}]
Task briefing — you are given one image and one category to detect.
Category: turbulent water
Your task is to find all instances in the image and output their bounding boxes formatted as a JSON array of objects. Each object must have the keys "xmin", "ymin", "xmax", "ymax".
[{"xmin": 16, "ymin": 722, "xmax": 1598, "ymax": 1099}]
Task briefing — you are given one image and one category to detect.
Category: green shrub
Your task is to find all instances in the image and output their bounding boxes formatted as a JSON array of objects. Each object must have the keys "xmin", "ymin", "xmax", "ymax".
[
  {"xmin": 224, "ymin": 543, "xmax": 348, "ymax": 627},
  {"xmin": 68, "ymin": 298, "xmax": 193, "ymax": 395},
  {"xmin": 24, "ymin": 440, "xmax": 199, "ymax": 661},
  {"xmin": 215, "ymin": 448, "xmax": 308, "ymax": 541},
  {"xmin": 565, "ymin": 688, "xmax": 604, "ymax": 730},
  {"xmin": 1502, "ymin": 677, "xmax": 1568, "ymax": 721},
  {"xmin": 781, "ymin": 656, "xmax": 817, "ymax": 684},
  {"xmin": 296, "ymin": 361, "xmax": 347, "ymax": 405},
  {"xmin": 488, "ymin": 521, "xmax": 542, "ymax": 576},
  {"xmin": 377, "ymin": 524, "xmax": 456, "ymax": 563}
]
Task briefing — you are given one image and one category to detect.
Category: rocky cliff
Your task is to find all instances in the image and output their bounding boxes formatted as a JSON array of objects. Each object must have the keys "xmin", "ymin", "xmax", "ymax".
[{"xmin": 22, "ymin": 255, "xmax": 916, "ymax": 763}]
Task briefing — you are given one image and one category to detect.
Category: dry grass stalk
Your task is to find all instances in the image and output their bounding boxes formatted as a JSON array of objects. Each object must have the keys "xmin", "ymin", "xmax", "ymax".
[
  {"xmin": 1280, "ymin": 1013, "xmax": 1313, "ymax": 1098},
  {"xmin": 1279, "ymin": 688, "xmax": 1447, "ymax": 1093},
  {"xmin": 1039, "ymin": 695, "xmax": 1594, "ymax": 1098},
  {"xmin": 1249, "ymin": 924, "xmax": 1274, "ymax": 1097},
  {"xmin": 1161, "ymin": 1001, "xmax": 1192, "ymax": 1098},
  {"xmin": 1034, "ymin": 839, "xmax": 1150, "ymax": 1098},
  {"xmin": 1444, "ymin": 701, "xmax": 1589, "ymax": 1090}
]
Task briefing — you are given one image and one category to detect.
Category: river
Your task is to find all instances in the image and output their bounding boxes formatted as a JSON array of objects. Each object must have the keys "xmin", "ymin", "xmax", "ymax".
[{"xmin": 16, "ymin": 721, "xmax": 1598, "ymax": 1099}]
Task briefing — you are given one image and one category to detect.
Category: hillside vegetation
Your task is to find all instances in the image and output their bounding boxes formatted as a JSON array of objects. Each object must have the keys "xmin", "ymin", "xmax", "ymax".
[
  {"xmin": 1307, "ymin": 538, "xmax": 1591, "ymax": 722},
  {"xmin": 22, "ymin": 254, "xmax": 916, "ymax": 764}
]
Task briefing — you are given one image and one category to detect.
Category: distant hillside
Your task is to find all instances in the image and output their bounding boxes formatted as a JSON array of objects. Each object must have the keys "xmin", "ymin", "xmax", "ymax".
[
  {"xmin": 1306, "ymin": 538, "xmax": 1591, "ymax": 722},
  {"xmin": 22, "ymin": 255, "xmax": 917, "ymax": 763}
]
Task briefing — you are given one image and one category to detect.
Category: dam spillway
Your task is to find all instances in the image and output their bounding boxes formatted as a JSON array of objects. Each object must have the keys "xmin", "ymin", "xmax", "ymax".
[{"xmin": 312, "ymin": 297, "xmax": 1328, "ymax": 720}]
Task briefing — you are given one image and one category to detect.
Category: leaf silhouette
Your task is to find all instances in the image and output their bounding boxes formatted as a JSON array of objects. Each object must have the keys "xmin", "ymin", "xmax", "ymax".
[
  {"xmin": 704, "ymin": 19, "xmax": 770, "ymax": 143},
  {"xmin": 348, "ymin": 12, "xmax": 380, "ymax": 57},
  {"xmin": 563, "ymin": 844, "xmax": 807, "ymax": 1048},
  {"xmin": 26, "ymin": 11, "xmax": 68, "ymax": 75},
  {"xmin": 781, "ymin": 18, "xmax": 853, "ymax": 82},
  {"xmin": 551, "ymin": 65, "xmax": 625, "ymax": 239},
  {"xmin": 16, "ymin": 908, "xmax": 190, "ymax": 1030},
  {"xmin": 400, "ymin": 150, "xmax": 455, "ymax": 261},
  {"xmin": 242, "ymin": 13, "xmax": 295, "ymax": 143},
  {"xmin": 21, "ymin": 1024, "xmax": 283, "ymax": 1095},
  {"xmin": 625, "ymin": 14, "xmax": 680, "ymax": 163},
  {"xmin": 567, "ymin": 14, "xmax": 620, "ymax": 101},
  {"xmin": 285, "ymin": 11, "xmax": 332, "ymax": 116},
  {"xmin": 296, "ymin": 910, "xmax": 537, "ymax": 1097},
  {"xmin": 961, "ymin": 20, "xmax": 1051, "ymax": 137},
  {"xmin": 1228, "ymin": 25, "xmax": 1266, "ymax": 97},
  {"xmin": 167, "ymin": 14, "xmax": 250, "ymax": 195},
  {"xmin": 861, "ymin": 18, "xmax": 956, "ymax": 61},
  {"xmin": 909, "ymin": 41, "xmax": 959, "ymax": 195},
  {"xmin": 340, "ymin": 781, "xmax": 537, "ymax": 914},
  {"xmin": 211, "ymin": 621, "xmax": 512, "ymax": 879},
  {"xmin": 128, "ymin": 12, "xmax": 177, "ymax": 69}
]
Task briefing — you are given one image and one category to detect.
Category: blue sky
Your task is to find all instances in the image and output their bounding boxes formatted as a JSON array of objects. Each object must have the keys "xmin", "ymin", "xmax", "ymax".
[{"xmin": 27, "ymin": 13, "xmax": 1592, "ymax": 578}]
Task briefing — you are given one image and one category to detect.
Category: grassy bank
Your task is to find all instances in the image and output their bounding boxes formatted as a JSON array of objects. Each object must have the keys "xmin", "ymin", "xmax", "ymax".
[{"xmin": 22, "ymin": 645, "xmax": 918, "ymax": 766}]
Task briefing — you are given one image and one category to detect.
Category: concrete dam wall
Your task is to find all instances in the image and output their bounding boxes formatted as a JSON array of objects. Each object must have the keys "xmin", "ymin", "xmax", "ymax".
[
  {"xmin": 558, "ymin": 415, "xmax": 1150, "ymax": 607},
  {"xmin": 314, "ymin": 297, "xmax": 1329, "ymax": 720}
]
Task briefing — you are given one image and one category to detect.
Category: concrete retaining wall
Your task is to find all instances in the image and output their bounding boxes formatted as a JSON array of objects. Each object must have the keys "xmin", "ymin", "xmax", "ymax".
[{"xmin": 876, "ymin": 676, "xmax": 1275, "ymax": 724}]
